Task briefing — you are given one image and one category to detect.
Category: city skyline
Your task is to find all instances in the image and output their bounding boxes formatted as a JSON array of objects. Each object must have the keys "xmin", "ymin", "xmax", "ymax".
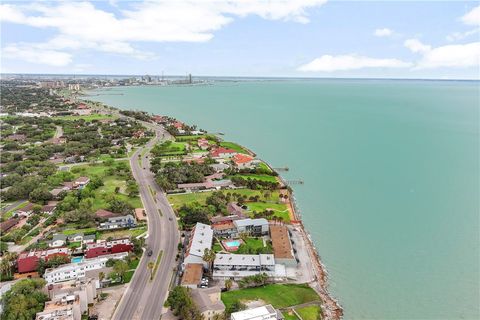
[{"xmin": 1, "ymin": 1, "xmax": 479, "ymax": 79}]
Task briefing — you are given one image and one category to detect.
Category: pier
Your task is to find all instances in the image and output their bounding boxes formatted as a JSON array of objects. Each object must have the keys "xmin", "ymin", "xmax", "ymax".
[
  {"xmin": 286, "ymin": 180, "xmax": 304, "ymax": 185},
  {"xmin": 273, "ymin": 167, "xmax": 289, "ymax": 171}
]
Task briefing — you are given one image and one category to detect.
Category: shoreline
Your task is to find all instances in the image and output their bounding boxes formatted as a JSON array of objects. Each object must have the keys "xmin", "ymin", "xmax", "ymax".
[{"xmin": 82, "ymin": 92, "xmax": 343, "ymax": 319}]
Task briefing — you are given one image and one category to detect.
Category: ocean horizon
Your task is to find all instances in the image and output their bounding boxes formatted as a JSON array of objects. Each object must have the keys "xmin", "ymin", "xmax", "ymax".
[{"xmin": 86, "ymin": 78, "xmax": 479, "ymax": 319}]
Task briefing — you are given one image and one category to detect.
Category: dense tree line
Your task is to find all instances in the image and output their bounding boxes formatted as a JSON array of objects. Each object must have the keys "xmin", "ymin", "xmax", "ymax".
[
  {"xmin": 154, "ymin": 162, "xmax": 214, "ymax": 191},
  {"xmin": 166, "ymin": 286, "xmax": 203, "ymax": 320},
  {"xmin": 1, "ymin": 278, "xmax": 48, "ymax": 320}
]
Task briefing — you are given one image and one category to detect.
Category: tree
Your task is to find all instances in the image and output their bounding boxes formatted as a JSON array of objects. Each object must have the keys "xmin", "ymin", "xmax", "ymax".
[
  {"xmin": 166, "ymin": 286, "xmax": 202, "ymax": 320},
  {"xmin": 147, "ymin": 261, "xmax": 155, "ymax": 280},
  {"xmin": 224, "ymin": 278, "xmax": 233, "ymax": 291},
  {"xmin": 203, "ymin": 248, "xmax": 216, "ymax": 276},
  {"xmin": 226, "ymin": 300, "xmax": 246, "ymax": 315},
  {"xmin": 1, "ymin": 278, "xmax": 48, "ymax": 320},
  {"xmin": 113, "ymin": 260, "xmax": 129, "ymax": 283}
]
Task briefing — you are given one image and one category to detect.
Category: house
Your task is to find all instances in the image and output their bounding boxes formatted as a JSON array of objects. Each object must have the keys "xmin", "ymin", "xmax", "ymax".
[
  {"xmin": 190, "ymin": 287, "xmax": 226, "ymax": 320},
  {"xmin": 73, "ymin": 108, "xmax": 92, "ymax": 116},
  {"xmin": 210, "ymin": 163, "xmax": 230, "ymax": 173},
  {"xmin": 6, "ymin": 134, "xmax": 26, "ymax": 142},
  {"xmin": 44, "ymin": 252, "xmax": 127, "ymax": 284},
  {"xmin": 180, "ymin": 263, "xmax": 204, "ymax": 289},
  {"xmin": 98, "ymin": 214, "xmax": 136, "ymax": 230},
  {"xmin": 212, "ymin": 254, "xmax": 275, "ymax": 279},
  {"xmin": 82, "ymin": 235, "xmax": 96, "ymax": 245},
  {"xmin": 227, "ymin": 202, "xmax": 245, "ymax": 216},
  {"xmin": 212, "ymin": 221, "xmax": 237, "ymax": 237},
  {"xmin": 233, "ymin": 218, "xmax": 269, "ymax": 236},
  {"xmin": 50, "ymin": 188, "xmax": 66, "ymax": 198},
  {"xmin": 173, "ymin": 121, "xmax": 184, "ymax": 129},
  {"xmin": 152, "ymin": 115, "xmax": 167, "ymax": 124},
  {"xmin": 84, "ymin": 238, "xmax": 132, "ymax": 259},
  {"xmin": 17, "ymin": 202, "xmax": 36, "ymax": 217},
  {"xmin": 49, "ymin": 234, "xmax": 67, "ymax": 248},
  {"xmin": 95, "ymin": 209, "xmax": 119, "ymax": 219},
  {"xmin": 62, "ymin": 181, "xmax": 75, "ymax": 190},
  {"xmin": 17, "ymin": 247, "xmax": 70, "ymax": 273},
  {"xmin": 198, "ymin": 138, "xmax": 210, "ymax": 150},
  {"xmin": 74, "ymin": 177, "xmax": 90, "ymax": 188},
  {"xmin": 270, "ymin": 225, "xmax": 297, "ymax": 267},
  {"xmin": 0, "ymin": 218, "xmax": 19, "ymax": 233},
  {"xmin": 230, "ymin": 305, "xmax": 282, "ymax": 320},
  {"xmin": 67, "ymin": 233, "xmax": 84, "ymax": 243},
  {"xmin": 42, "ymin": 204, "xmax": 56, "ymax": 215},
  {"xmin": 210, "ymin": 147, "xmax": 237, "ymax": 159},
  {"xmin": 183, "ymin": 223, "xmax": 213, "ymax": 268},
  {"xmin": 232, "ymin": 154, "xmax": 258, "ymax": 169}
]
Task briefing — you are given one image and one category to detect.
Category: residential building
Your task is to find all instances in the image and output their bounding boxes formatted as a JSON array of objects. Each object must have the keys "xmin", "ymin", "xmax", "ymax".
[
  {"xmin": 230, "ymin": 305, "xmax": 282, "ymax": 320},
  {"xmin": 234, "ymin": 218, "xmax": 269, "ymax": 236},
  {"xmin": 210, "ymin": 163, "xmax": 230, "ymax": 173},
  {"xmin": 82, "ymin": 235, "xmax": 96, "ymax": 245},
  {"xmin": 198, "ymin": 138, "xmax": 210, "ymax": 150},
  {"xmin": 183, "ymin": 223, "xmax": 213, "ymax": 268},
  {"xmin": 269, "ymin": 225, "xmax": 297, "ymax": 267},
  {"xmin": 180, "ymin": 263, "xmax": 204, "ymax": 289},
  {"xmin": 0, "ymin": 218, "xmax": 19, "ymax": 233},
  {"xmin": 232, "ymin": 154, "xmax": 259, "ymax": 169},
  {"xmin": 17, "ymin": 247, "xmax": 70, "ymax": 273},
  {"xmin": 95, "ymin": 209, "xmax": 119, "ymax": 219},
  {"xmin": 210, "ymin": 147, "xmax": 237, "ymax": 158},
  {"xmin": 98, "ymin": 214, "xmax": 136, "ymax": 230},
  {"xmin": 84, "ymin": 238, "xmax": 132, "ymax": 259},
  {"xmin": 67, "ymin": 233, "xmax": 84, "ymax": 242},
  {"xmin": 213, "ymin": 254, "xmax": 275, "ymax": 279},
  {"xmin": 44, "ymin": 253, "xmax": 127, "ymax": 284},
  {"xmin": 212, "ymin": 220, "xmax": 237, "ymax": 237},
  {"xmin": 17, "ymin": 202, "xmax": 35, "ymax": 217},
  {"xmin": 190, "ymin": 287, "xmax": 226, "ymax": 320},
  {"xmin": 49, "ymin": 234, "xmax": 67, "ymax": 248},
  {"xmin": 226, "ymin": 202, "xmax": 245, "ymax": 216},
  {"xmin": 42, "ymin": 204, "xmax": 56, "ymax": 215},
  {"xmin": 35, "ymin": 298, "xmax": 80, "ymax": 320},
  {"xmin": 74, "ymin": 177, "xmax": 90, "ymax": 189}
]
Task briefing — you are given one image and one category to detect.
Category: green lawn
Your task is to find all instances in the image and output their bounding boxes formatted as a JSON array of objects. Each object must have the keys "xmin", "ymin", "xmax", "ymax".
[
  {"xmin": 219, "ymin": 141, "xmax": 250, "ymax": 154},
  {"xmin": 168, "ymin": 188, "xmax": 278, "ymax": 209},
  {"xmin": 296, "ymin": 305, "xmax": 322, "ymax": 320},
  {"xmin": 62, "ymin": 227, "xmax": 97, "ymax": 236},
  {"xmin": 232, "ymin": 174, "xmax": 278, "ymax": 183},
  {"xmin": 123, "ymin": 270, "xmax": 135, "ymax": 283},
  {"xmin": 68, "ymin": 241, "xmax": 82, "ymax": 249},
  {"xmin": 53, "ymin": 114, "xmax": 116, "ymax": 122},
  {"xmin": 221, "ymin": 284, "xmax": 320, "ymax": 310},
  {"xmin": 98, "ymin": 226, "xmax": 147, "ymax": 240},
  {"xmin": 212, "ymin": 242, "xmax": 223, "ymax": 253},
  {"xmin": 154, "ymin": 141, "xmax": 187, "ymax": 155},
  {"xmin": 128, "ymin": 258, "xmax": 140, "ymax": 269},
  {"xmin": 282, "ymin": 311, "xmax": 299, "ymax": 320},
  {"xmin": 236, "ymin": 237, "xmax": 272, "ymax": 254},
  {"xmin": 245, "ymin": 202, "xmax": 290, "ymax": 222},
  {"xmin": 175, "ymin": 134, "xmax": 218, "ymax": 142},
  {"xmin": 258, "ymin": 162, "xmax": 273, "ymax": 173}
]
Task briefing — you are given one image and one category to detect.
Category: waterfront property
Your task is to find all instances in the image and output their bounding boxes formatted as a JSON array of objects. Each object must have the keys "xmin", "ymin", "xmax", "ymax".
[
  {"xmin": 98, "ymin": 214, "xmax": 136, "ymax": 230},
  {"xmin": 213, "ymin": 253, "xmax": 275, "ymax": 279},
  {"xmin": 231, "ymin": 305, "xmax": 282, "ymax": 320},
  {"xmin": 270, "ymin": 225, "xmax": 297, "ymax": 267},
  {"xmin": 234, "ymin": 218, "xmax": 269, "ymax": 236}
]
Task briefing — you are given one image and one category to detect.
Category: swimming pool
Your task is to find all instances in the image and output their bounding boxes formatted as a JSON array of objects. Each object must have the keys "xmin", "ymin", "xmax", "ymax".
[
  {"xmin": 71, "ymin": 256, "xmax": 83, "ymax": 263},
  {"xmin": 224, "ymin": 240, "xmax": 241, "ymax": 248}
]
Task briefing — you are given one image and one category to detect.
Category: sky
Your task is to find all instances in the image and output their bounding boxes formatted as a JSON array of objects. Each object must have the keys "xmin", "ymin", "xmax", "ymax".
[{"xmin": 1, "ymin": 1, "xmax": 479, "ymax": 79}]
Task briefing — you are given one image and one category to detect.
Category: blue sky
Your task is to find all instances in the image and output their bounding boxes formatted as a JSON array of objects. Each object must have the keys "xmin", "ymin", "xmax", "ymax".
[{"xmin": 1, "ymin": 1, "xmax": 479, "ymax": 79}]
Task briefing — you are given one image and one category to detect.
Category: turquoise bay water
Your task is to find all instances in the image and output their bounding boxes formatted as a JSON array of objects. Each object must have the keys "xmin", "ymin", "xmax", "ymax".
[{"xmin": 86, "ymin": 80, "xmax": 479, "ymax": 319}]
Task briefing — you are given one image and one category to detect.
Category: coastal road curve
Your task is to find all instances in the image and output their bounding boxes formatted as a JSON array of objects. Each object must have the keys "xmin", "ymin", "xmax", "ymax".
[{"xmin": 112, "ymin": 124, "xmax": 179, "ymax": 320}]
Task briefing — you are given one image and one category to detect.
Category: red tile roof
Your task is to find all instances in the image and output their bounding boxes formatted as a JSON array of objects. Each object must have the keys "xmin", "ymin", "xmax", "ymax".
[
  {"xmin": 233, "ymin": 153, "xmax": 254, "ymax": 165},
  {"xmin": 210, "ymin": 147, "xmax": 237, "ymax": 158}
]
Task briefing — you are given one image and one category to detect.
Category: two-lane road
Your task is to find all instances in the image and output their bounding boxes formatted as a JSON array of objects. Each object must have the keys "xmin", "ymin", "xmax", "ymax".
[{"xmin": 112, "ymin": 125, "xmax": 180, "ymax": 320}]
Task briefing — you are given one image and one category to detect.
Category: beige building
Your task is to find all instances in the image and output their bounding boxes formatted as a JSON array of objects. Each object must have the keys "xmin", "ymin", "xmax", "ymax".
[{"xmin": 191, "ymin": 287, "xmax": 225, "ymax": 320}]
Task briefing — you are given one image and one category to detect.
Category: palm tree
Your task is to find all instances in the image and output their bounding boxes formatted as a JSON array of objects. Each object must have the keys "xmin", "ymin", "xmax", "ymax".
[
  {"xmin": 203, "ymin": 248, "xmax": 216, "ymax": 276},
  {"xmin": 225, "ymin": 278, "xmax": 233, "ymax": 291},
  {"xmin": 99, "ymin": 271, "xmax": 105, "ymax": 286},
  {"xmin": 147, "ymin": 261, "xmax": 155, "ymax": 280}
]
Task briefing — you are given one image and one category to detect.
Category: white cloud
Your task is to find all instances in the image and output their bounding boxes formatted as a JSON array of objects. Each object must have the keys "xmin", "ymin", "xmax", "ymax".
[
  {"xmin": 446, "ymin": 28, "xmax": 479, "ymax": 41},
  {"xmin": 297, "ymin": 54, "xmax": 411, "ymax": 72},
  {"xmin": 416, "ymin": 42, "xmax": 480, "ymax": 69},
  {"xmin": 404, "ymin": 39, "xmax": 431, "ymax": 53},
  {"xmin": 461, "ymin": 5, "xmax": 480, "ymax": 26},
  {"xmin": 2, "ymin": 43, "xmax": 72, "ymax": 66},
  {"xmin": 0, "ymin": 0, "xmax": 327, "ymax": 66},
  {"xmin": 374, "ymin": 28, "xmax": 393, "ymax": 37}
]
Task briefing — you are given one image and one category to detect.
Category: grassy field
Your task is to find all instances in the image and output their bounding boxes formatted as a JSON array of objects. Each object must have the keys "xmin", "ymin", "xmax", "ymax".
[
  {"xmin": 72, "ymin": 162, "xmax": 142, "ymax": 210},
  {"xmin": 233, "ymin": 174, "xmax": 278, "ymax": 183},
  {"xmin": 62, "ymin": 227, "xmax": 97, "ymax": 236},
  {"xmin": 98, "ymin": 226, "xmax": 147, "ymax": 240},
  {"xmin": 258, "ymin": 162, "xmax": 273, "ymax": 173},
  {"xmin": 282, "ymin": 311, "xmax": 299, "ymax": 320},
  {"xmin": 236, "ymin": 237, "xmax": 272, "ymax": 254},
  {"xmin": 296, "ymin": 305, "xmax": 322, "ymax": 320},
  {"xmin": 53, "ymin": 114, "xmax": 116, "ymax": 121},
  {"xmin": 219, "ymin": 141, "xmax": 250, "ymax": 154},
  {"xmin": 221, "ymin": 284, "xmax": 320, "ymax": 310},
  {"xmin": 245, "ymin": 202, "xmax": 290, "ymax": 222},
  {"xmin": 175, "ymin": 134, "xmax": 218, "ymax": 142}
]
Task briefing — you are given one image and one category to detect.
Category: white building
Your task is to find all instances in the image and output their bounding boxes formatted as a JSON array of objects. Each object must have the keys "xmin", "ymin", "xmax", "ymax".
[
  {"xmin": 44, "ymin": 253, "xmax": 127, "ymax": 284},
  {"xmin": 231, "ymin": 305, "xmax": 281, "ymax": 320},
  {"xmin": 233, "ymin": 218, "xmax": 269, "ymax": 236},
  {"xmin": 213, "ymin": 254, "xmax": 275, "ymax": 279},
  {"xmin": 183, "ymin": 223, "xmax": 213, "ymax": 268},
  {"xmin": 49, "ymin": 234, "xmax": 67, "ymax": 248}
]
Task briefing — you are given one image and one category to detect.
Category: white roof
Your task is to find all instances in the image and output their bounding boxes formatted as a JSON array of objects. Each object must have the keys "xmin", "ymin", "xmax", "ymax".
[
  {"xmin": 188, "ymin": 223, "xmax": 213, "ymax": 258},
  {"xmin": 234, "ymin": 218, "xmax": 268, "ymax": 228},
  {"xmin": 231, "ymin": 305, "xmax": 278, "ymax": 320},
  {"xmin": 214, "ymin": 254, "xmax": 275, "ymax": 267}
]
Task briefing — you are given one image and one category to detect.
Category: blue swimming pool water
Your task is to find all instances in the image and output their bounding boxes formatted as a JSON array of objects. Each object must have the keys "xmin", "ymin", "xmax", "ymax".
[
  {"xmin": 224, "ymin": 240, "xmax": 241, "ymax": 248},
  {"xmin": 71, "ymin": 257, "xmax": 83, "ymax": 263}
]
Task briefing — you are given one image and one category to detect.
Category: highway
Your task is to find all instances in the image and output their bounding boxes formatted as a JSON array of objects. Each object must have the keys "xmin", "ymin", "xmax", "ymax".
[{"xmin": 112, "ymin": 124, "xmax": 180, "ymax": 320}]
